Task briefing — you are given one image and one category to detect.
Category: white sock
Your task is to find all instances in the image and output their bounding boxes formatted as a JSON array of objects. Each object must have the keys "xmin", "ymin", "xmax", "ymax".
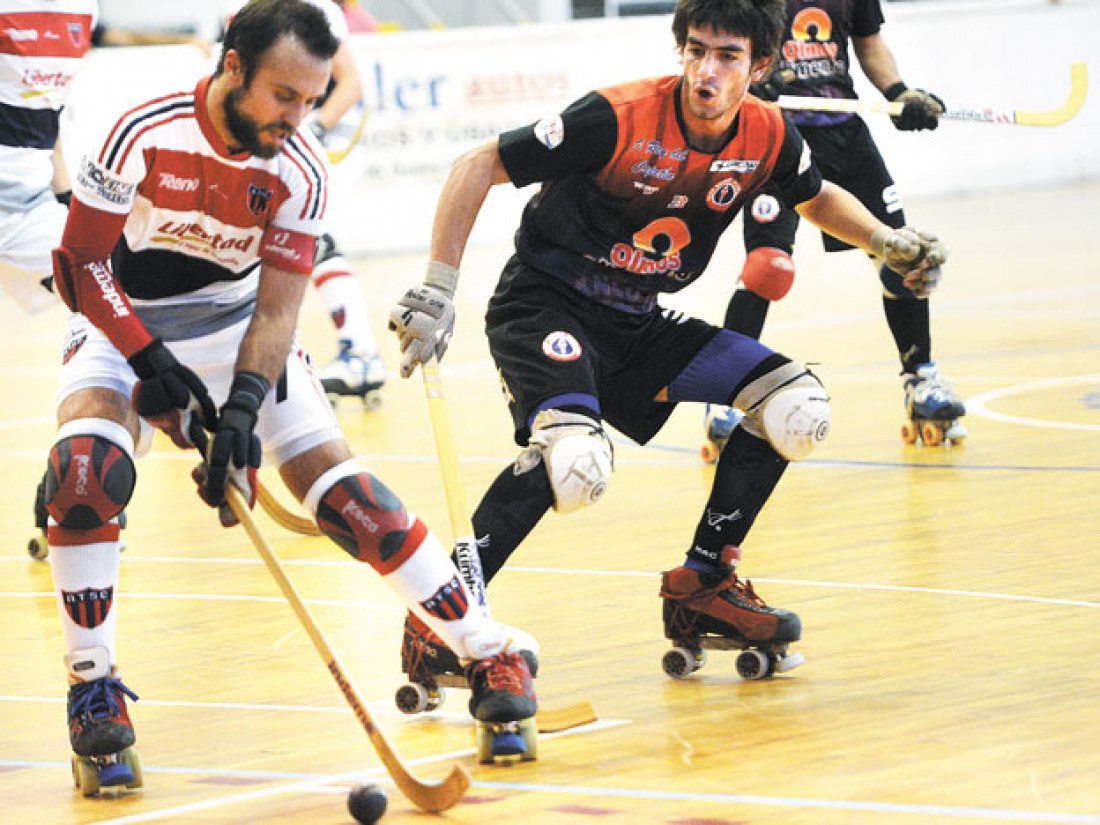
[{"xmin": 312, "ymin": 256, "xmax": 377, "ymax": 356}]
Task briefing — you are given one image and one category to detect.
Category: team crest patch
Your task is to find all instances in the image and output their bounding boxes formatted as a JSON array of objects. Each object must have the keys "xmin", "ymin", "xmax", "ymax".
[
  {"xmin": 247, "ymin": 183, "xmax": 273, "ymax": 215},
  {"xmin": 68, "ymin": 22, "xmax": 86, "ymax": 47},
  {"xmin": 541, "ymin": 331, "xmax": 582, "ymax": 361},
  {"xmin": 420, "ymin": 575, "xmax": 469, "ymax": 621},
  {"xmin": 62, "ymin": 587, "xmax": 114, "ymax": 629},
  {"xmin": 751, "ymin": 194, "xmax": 782, "ymax": 224},
  {"xmin": 533, "ymin": 114, "xmax": 564, "ymax": 150},
  {"xmin": 706, "ymin": 178, "xmax": 740, "ymax": 211},
  {"xmin": 61, "ymin": 333, "xmax": 87, "ymax": 365}
]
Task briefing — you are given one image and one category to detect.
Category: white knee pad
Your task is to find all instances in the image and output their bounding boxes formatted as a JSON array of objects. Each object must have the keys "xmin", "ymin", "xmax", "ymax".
[
  {"xmin": 525, "ymin": 409, "xmax": 613, "ymax": 514},
  {"xmin": 735, "ymin": 363, "xmax": 830, "ymax": 461}
]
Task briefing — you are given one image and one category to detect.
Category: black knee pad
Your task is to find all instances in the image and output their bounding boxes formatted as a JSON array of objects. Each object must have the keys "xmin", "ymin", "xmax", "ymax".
[
  {"xmin": 44, "ymin": 435, "xmax": 135, "ymax": 529},
  {"xmin": 315, "ymin": 471, "xmax": 421, "ymax": 572}
]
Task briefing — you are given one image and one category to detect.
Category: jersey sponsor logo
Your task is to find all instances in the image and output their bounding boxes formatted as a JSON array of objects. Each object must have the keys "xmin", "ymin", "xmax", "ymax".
[
  {"xmin": 533, "ymin": 114, "xmax": 564, "ymax": 150},
  {"xmin": 788, "ymin": 8, "xmax": 838, "ymax": 57},
  {"xmin": 706, "ymin": 178, "xmax": 740, "ymax": 211},
  {"xmin": 630, "ymin": 138, "xmax": 688, "ymax": 162},
  {"xmin": 541, "ymin": 331, "xmax": 582, "ymax": 361},
  {"xmin": 668, "ymin": 195, "xmax": 688, "ymax": 209},
  {"xmin": 247, "ymin": 183, "xmax": 273, "ymax": 215},
  {"xmin": 709, "ymin": 158, "xmax": 759, "ymax": 173},
  {"xmin": 62, "ymin": 586, "xmax": 114, "ymax": 629},
  {"xmin": 420, "ymin": 574, "xmax": 469, "ymax": 621},
  {"xmin": 4, "ymin": 27, "xmax": 38, "ymax": 41},
  {"xmin": 155, "ymin": 220, "xmax": 255, "ymax": 253},
  {"xmin": 20, "ymin": 67, "xmax": 72, "ymax": 91},
  {"xmin": 631, "ymin": 160, "xmax": 675, "ymax": 182},
  {"xmin": 87, "ymin": 261, "xmax": 131, "ymax": 319},
  {"xmin": 77, "ymin": 157, "xmax": 136, "ymax": 207},
  {"xmin": 157, "ymin": 172, "xmax": 199, "ymax": 193},
  {"xmin": 609, "ymin": 216, "xmax": 691, "ymax": 277},
  {"xmin": 750, "ymin": 193, "xmax": 782, "ymax": 223}
]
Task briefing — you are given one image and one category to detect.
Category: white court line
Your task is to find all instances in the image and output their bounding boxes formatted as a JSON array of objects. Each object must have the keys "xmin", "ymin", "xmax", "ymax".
[{"xmin": 967, "ymin": 374, "xmax": 1100, "ymax": 432}]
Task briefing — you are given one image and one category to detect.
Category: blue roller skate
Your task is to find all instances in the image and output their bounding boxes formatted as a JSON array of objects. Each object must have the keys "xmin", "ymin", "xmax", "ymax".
[{"xmin": 901, "ymin": 363, "xmax": 967, "ymax": 446}]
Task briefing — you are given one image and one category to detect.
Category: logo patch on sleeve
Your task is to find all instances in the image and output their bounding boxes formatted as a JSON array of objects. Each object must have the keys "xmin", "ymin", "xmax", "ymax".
[
  {"xmin": 533, "ymin": 114, "xmax": 565, "ymax": 150},
  {"xmin": 541, "ymin": 331, "xmax": 582, "ymax": 361}
]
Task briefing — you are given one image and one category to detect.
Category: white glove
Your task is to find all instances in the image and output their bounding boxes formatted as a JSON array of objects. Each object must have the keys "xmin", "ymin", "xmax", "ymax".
[
  {"xmin": 388, "ymin": 261, "xmax": 459, "ymax": 378},
  {"xmin": 871, "ymin": 225, "xmax": 948, "ymax": 298}
]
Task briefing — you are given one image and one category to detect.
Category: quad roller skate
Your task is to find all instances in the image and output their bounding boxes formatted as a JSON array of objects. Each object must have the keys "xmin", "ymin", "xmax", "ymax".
[
  {"xmin": 467, "ymin": 649, "xmax": 538, "ymax": 764},
  {"xmin": 901, "ymin": 362, "xmax": 967, "ymax": 447},
  {"xmin": 320, "ymin": 340, "xmax": 386, "ymax": 410},
  {"xmin": 66, "ymin": 648, "xmax": 143, "ymax": 797},
  {"xmin": 395, "ymin": 612, "xmax": 539, "ymax": 714},
  {"xmin": 659, "ymin": 553, "xmax": 804, "ymax": 680},
  {"xmin": 700, "ymin": 404, "xmax": 744, "ymax": 464},
  {"xmin": 28, "ymin": 474, "xmax": 127, "ymax": 560}
]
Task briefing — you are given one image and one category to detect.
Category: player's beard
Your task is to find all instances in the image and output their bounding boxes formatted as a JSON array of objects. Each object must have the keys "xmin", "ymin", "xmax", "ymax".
[{"xmin": 223, "ymin": 87, "xmax": 289, "ymax": 159}]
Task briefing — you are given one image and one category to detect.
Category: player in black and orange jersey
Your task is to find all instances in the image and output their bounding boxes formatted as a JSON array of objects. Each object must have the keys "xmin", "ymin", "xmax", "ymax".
[
  {"xmin": 706, "ymin": 0, "xmax": 964, "ymax": 453},
  {"xmin": 389, "ymin": 0, "xmax": 945, "ymax": 680},
  {"xmin": 44, "ymin": 0, "xmax": 534, "ymax": 792}
]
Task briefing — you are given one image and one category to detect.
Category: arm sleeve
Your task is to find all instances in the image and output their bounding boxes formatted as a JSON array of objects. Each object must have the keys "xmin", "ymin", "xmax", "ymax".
[
  {"xmin": 498, "ymin": 92, "xmax": 619, "ymax": 188},
  {"xmin": 851, "ymin": 0, "xmax": 885, "ymax": 38},
  {"xmin": 261, "ymin": 134, "xmax": 328, "ymax": 275},
  {"xmin": 768, "ymin": 118, "xmax": 823, "ymax": 210}
]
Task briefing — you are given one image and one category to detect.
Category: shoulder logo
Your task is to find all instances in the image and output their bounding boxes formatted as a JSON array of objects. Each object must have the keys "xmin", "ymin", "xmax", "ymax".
[
  {"xmin": 533, "ymin": 114, "xmax": 564, "ymax": 150},
  {"xmin": 541, "ymin": 331, "xmax": 582, "ymax": 361}
]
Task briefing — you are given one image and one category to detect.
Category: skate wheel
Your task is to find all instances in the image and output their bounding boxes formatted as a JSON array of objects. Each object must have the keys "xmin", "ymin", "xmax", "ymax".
[
  {"xmin": 661, "ymin": 646, "xmax": 705, "ymax": 679},
  {"xmin": 121, "ymin": 747, "xmax": 143, "ymax": 789},
  {"xmin": 920, "ymin": 422, "xmax": 944, "ymax": 447},
  {"xmin": 900, "ymin": 421, "xmax": 920, "ymax": 445},
  {"xmin": 361, "ymin": 390, "xmax": 383, "ymax": 411},
  {"xmin": 27, "ymin": 532, "xmax": 48, "ymax": 560},
  {"xmin": 476, "ymin": 718, "xmax": 537, "ymax": 764},
  {"xmin": 775, "ymin": 651, "xmax": 806, "ymax": 674},
  {"xmin": 394, "ymin": 682, "xmax": 442, "ymax": 714},
  {"xmin": 735, "ymin": 648, "xmax": 775, "ymax": 680},
  {"xmin": 72, "ymin": 756, "xmax": 99, "ymax": 796},
  {"xmin": 700, "ymin": 441, "xmax": 721, "ymax": 464}
]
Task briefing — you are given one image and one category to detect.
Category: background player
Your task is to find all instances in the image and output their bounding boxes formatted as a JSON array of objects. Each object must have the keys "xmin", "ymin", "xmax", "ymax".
[
  {"xmin": 390, "ymin": 0, "xmax": 946, "ymax": 682},
  {"xmin": 705, "ymin": 0, "xmax": 964, "ymax": 455},
  {"xmin": 44, "ymin": 0, "xmax": 534, "ymax": 790}
]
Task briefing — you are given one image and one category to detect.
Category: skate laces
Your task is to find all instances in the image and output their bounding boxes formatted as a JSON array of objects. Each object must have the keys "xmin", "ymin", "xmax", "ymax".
[
  {"xmin": 469, "ymin": 652, "xmax": 531, "ymax": 696},
  {"xmin": 69, "ymin": 677, "xmax": 138, "ymax": 722}
]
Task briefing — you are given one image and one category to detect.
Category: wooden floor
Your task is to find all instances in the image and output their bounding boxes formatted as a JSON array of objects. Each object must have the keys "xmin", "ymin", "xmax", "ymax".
[{"xmin": 2, "ymin": 182, "xmax": 1098, "ymax": 824}]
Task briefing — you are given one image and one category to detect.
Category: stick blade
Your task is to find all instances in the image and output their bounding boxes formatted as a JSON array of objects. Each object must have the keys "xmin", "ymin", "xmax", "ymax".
[
  {"xmin": 394, "ymin": 763, "xmax": 470, "ymax": 813},
  {"xmin": 536, "ymin": 701, "xmax": 598, "ymax": 733},
  {"xmin": 1016, "ymin": 62, "xmax": 1088, "ymax": 127}
]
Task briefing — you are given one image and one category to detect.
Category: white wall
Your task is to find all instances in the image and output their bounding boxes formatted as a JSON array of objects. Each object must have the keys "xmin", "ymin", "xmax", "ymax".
[{"xmin": 62, "ymin": 0, "xmax": 1098, "ymax": 256}]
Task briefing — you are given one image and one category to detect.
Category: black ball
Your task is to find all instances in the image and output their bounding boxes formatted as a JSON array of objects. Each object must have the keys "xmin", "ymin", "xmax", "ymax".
[{"xmin": 347, "ymin": 782, "xmax": 388, "ymax": 824}]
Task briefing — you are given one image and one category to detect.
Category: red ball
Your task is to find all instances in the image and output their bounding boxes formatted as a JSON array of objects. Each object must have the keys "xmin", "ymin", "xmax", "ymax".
[{"xmin": 347, "ymin": 782, "xmax": 388, "ymax": 824}]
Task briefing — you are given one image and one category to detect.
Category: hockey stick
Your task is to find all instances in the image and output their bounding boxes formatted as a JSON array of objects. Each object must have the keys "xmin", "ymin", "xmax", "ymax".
[
  {"xmin": 223, "ymin": 483, "xmax": 470, "ymax": 812},
  {"xmin": 420, "ymin": 360, "xmax": 598, "ymax": 734},
  {"xmin": 326, "ymin": 104, "xmax": 369, "ymax": 165},
  {"xmin": 777, "ymin": 61, "xmax": 1087, "ymax": 127},
  {"xmin": 256, "ymin": 478, "xmax": 322, "ymax": 536}
]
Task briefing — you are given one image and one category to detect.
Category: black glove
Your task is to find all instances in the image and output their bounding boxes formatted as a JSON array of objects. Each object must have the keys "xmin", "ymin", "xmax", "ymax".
[
  {"xmin": 196, "ymin": 371, "xmax": 268, "ymax": 527},
  {"xmin": 128, "ymin": 339, "xmax": 217, "ymax": 427},
  {"xmin": 750, "ymin": 68, "xmax": 796, "ymax": 102},
  {"xmin": 884, "ymin": 83, "xmax": 945, "ymax": 131}
]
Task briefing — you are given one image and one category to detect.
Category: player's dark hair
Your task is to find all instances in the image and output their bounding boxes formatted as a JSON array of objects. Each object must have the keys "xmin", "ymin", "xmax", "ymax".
[
  {"xmin": 216, "ymin": 0, "xmax": 339, "ymax": 85},
  {"xmin": 672, "ymin": 0, "xmax": 786, "ymax": 61}
]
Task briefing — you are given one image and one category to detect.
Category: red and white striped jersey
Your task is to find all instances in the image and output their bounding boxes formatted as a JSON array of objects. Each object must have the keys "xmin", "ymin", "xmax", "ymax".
[
  {"xmin": 72, "ymin": 76, "xmax": 329, "ymax": 303},
  {"xmin": 0, "ymin": 0, "xmax": 96, "ymax": 210}
]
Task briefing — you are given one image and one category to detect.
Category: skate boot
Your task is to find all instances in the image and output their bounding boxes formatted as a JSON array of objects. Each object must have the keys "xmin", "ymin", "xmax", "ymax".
[
  {"xmin": 700, "ymin": 404, "xmax": 744, "ymax": 463},
  {"xmin": 29, "ymin": 472, "xmax": 127, "ymax": 560},
  {"xmin": 66, "ymin": 647, "xmax": 143, "ymax": 796},
  {"xmin": 901, "ymin": 362, "xmax": 967, "ymax": 447},
  {"xmin": 394, "ymin": 611, "xmax": 539, "ymax": 715},
  {"xmin": 466, "ymin": 647, "xmax": 538, "ymax": 764},
  {"xmin": 320, "ymin": 339, "xmax": 386, "ymax": 410},
  {"xmin": 660, "ymin": 550, "xmax": 804, "ymax": 680}
]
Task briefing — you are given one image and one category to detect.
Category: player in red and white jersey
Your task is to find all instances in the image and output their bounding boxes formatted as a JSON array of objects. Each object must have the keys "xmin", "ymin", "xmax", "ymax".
[
  {"xmin": 43, "ymin": 0, "xmax": 534, "ymax": 791},
  {"xmin": 0, "ymin": 0, "xmax": 96, "ymax": 310}
]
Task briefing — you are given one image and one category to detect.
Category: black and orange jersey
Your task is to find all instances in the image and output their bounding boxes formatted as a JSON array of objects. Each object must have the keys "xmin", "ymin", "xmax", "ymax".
[
  {"xmin": 773, "ymin": 0, "xmax": 885, "ymax": 125},
  {"xmin": 498, "ymin": 75, "xmax": 821, "ymax": 313}
]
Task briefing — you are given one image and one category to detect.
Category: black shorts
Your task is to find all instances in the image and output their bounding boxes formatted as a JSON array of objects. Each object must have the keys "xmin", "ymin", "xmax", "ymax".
[
  {"xmin": 744, "ymin": 116, "xmax": 905, "ymax": 254},
  {"xmin": 486, "ymin": 257, "xmax": 779, "ymax": 446}
]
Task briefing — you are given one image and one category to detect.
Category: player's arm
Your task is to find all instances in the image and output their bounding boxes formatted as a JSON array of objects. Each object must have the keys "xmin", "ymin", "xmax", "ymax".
[
  {"xmin": 311, "ymin": 40, "xmax": 362, "ymax": 133},
  {"xmin": 852, "ymin": 32, "xmax": 943, "ymax": 131},
  {"xmin": 235, "ymin": 262, "xmax": 310, "ymax": 385}
]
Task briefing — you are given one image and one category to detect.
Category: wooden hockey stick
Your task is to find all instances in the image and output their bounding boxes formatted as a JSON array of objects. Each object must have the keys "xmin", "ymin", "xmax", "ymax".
[
  {"xmin": 777, "ymin": 61, "xmax": 1087, "ymax": 127},
  {"xmin": 420, "ymin": 360, "xmax": 598, "ymax": 734},
  {"xmin": 256, "ymin": 478, "xmax": 322, "ymax": 536},
  {"xmin": 326, "ymin": 104, "xmax": 370, "ymax": 165},
  {"xmin": 223, "ymin": 483, "xmax": 470, "ymax": 812}
]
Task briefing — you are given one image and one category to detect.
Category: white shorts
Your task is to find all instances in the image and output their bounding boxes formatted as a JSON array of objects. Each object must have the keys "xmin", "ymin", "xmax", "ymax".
[
  {"xmin": 57, "ymin": 313, "xmax": 343, "ymax": 466},
  {"xmin": 0, "ymin": 199, "xmax": 67, "ymax": 313}
]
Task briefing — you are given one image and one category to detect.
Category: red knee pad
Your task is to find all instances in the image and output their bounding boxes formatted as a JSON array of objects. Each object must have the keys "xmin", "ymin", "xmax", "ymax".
[
  {"xmin": 315, "ymin": 472, "xmax": 426, "ymax": 573},
  {"xmin": 741, "ymin": 247, "xmax": 795, "ymax": 301},
  {"xmin": 45, "ymin": 435, "xmax": 135, "ymax": 529}
]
